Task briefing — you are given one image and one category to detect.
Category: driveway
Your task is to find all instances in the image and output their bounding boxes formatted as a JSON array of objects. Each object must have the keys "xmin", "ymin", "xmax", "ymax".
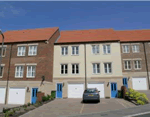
[{"xmin": 20, "ymin": 98, "xmax": 136, "ymax": 117}]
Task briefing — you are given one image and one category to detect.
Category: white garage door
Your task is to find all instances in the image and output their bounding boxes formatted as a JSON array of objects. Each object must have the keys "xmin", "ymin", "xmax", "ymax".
[
  {"xmin": 68, "ymin": 83, "xmax": 84, "ymax": 98},
  {"xmin": 0, "ymin": 88, "xmax": 6, "ymax": 104},
  {"xmin": 8, "ymin": 88, "xmax": 26, "ymax": 104},
  {"xmin": 132, "ymin": 78, "xmax": 147, "ymax": 90},
  {"xmin": 88, "ymin": 83, "xmax": 105, "ymax": 98}
]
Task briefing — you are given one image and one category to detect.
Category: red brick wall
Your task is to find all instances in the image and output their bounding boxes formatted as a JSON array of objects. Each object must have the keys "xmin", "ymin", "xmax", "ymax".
[{"xmin": 0, "ymin": 29, "xmax": 60, "ymax": 82}]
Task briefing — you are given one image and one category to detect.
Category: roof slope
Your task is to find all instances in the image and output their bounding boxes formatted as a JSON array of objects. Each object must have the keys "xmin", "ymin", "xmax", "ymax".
[
  {"xmin": 0, "ymin": 27, "xmax": 59, "ymax": 43},
  {"xmin": 116, "ymin": 29, "xmax": 150, "ymax": 42},
  {"xmin": 57, "ymin": 28, "xmax": 119, "ymax": 43}
]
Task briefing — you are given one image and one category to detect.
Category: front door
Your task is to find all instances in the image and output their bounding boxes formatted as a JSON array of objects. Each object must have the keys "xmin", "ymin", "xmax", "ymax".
[
  {"xmin": 32, "ymin": 88, "xmax": 38, "ymax": 104},
  {"xmin": 123, "ymin": 78, "xmax": 128, "ymax": 88},
  {"xmin": 57, "ymin": 83, "xmax": 62, "ymax": 98},
  {"xmin": 111, "ymin": 83, "xmax": 118, "ymax": 98}
]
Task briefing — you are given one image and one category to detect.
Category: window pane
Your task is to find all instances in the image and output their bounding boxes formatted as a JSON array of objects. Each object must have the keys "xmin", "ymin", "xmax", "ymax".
[
  {"xmin": 62, "ymin": 47, "xmax": 64, "ymax": 55},
  {"xmin": 104, "ymin": 64, "xmax": 107, "ymax": 73},
  {"xmin": 72, "ymin": 47, "xmax": 75, "ymax": 55},
  {"xmin": 92, "ymin": 46, "xmax": 95, "ymax": 53},
  {"xmin": 103, "ymin": 45, "xmax": 106, "ymax": 54},
  {"xmin": 65, "ymin": 47, "xmax": 68, "ymax": 55},
  {"xmin": 96, "ymin": 45, "xmax": 99, "ymax": 53},
  {"xmin": 107, "ymin": 45, "xmax": 110, "ymax": 53},
  {"xmin": 65, "ymin": 65, "xmax": 68, "ymax": 74},
  {"xmin": 0, "ymin": 67, "xmax": 3, "ymax": 76},
  {"xmin": 76, "ymin": 65, "xmax": 79, "ymax": 73},
  {"xmin": 72, "ymin": 64, "xmax": 75, "ymax": 73}
]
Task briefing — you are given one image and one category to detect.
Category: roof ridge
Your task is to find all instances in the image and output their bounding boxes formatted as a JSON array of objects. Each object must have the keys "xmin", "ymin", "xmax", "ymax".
[
  {"xmin": 116, "ymin": 29, "xmax": 150, "ymax": 31},
  {"xmin": 61, "ymin": 28, "xmax": 114, "ymax": 32},
  {"xmin": 5, "ymin": 27, "xmax": 59, "ymax": 32}
]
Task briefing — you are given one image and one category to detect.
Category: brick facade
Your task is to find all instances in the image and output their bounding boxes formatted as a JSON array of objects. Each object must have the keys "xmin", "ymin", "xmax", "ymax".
[{"xmin": 0, "ymin": 29, "xmax": 60, "ymax": 82}]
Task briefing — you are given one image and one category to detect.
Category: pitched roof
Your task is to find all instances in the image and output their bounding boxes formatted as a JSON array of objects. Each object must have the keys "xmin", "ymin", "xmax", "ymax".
[
  {"xmin": 0, "ymin": 27, "xmax": 59, "ymax": 43},
  {"xmin": 57, "ymin": 28, "xmax": 119, "ymax": 43},
  {"xmin": 116, "ymin": 29, "xmax": 150, "ymax": 42}
]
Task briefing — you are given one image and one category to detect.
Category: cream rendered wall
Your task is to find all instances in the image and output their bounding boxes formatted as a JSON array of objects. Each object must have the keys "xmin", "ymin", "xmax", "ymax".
[
  {"xmin": 53, "ymin": 44, "xmax": 85, "ymax": 78},
  {"xmin": 86, "ymin": 42, "xmax": 123, "ymax": 78}
]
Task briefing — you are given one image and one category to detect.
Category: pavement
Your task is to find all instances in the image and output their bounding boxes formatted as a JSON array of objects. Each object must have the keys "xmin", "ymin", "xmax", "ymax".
[
  {"xmin": 20, "ymin": 98, "xmax": 136, "ymax": 117},
  {"xmin": 64, "ymin": 103, "xmax": 150, "ymax": 117},
  {"xmin": 0, "ymin": 104, "xmax": 21, "ymax": 112}
]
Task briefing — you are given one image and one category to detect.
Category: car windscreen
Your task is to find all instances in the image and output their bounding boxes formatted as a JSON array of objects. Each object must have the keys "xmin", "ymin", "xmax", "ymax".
[{"xmin": 84, "ymin": 89, "xmax": 97, "ymax": 93}]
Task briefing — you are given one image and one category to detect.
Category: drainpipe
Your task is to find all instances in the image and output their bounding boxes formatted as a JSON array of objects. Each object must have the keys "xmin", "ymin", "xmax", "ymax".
[
  {"xmin": 143, "ymin": 42, "xmax": 150, "ymax": 89},
  {"xmin": 84, "ymin": 44, "xmax": 87, "ymax": 90},
  {"xmin": 5, "ymin": 44, "xmax": 13, "ymax": 104}
]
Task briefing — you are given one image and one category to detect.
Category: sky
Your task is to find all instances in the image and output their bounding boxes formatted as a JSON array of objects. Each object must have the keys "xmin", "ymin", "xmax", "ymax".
[{"xmin": 0, "ymin": 1, "xmax": 150, "ymax": 32}]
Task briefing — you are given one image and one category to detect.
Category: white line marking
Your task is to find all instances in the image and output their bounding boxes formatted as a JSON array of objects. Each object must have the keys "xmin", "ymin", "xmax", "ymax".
[
  {"xmin": 123, "ymin": 111, "xmax": 150, "ymax": 117},
  {"xmin": 116, "ymin": 99, "xmax": 127, "ymax": 108},
  {"xmin": 80, "ymin": 104, "xmax": 84, "ymax": 114}
]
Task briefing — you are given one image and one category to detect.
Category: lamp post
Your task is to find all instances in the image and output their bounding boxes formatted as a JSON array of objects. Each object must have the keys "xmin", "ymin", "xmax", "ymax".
[{"xmin": 0, "ymin": 30, "xmax": 4, "ymax": 75}]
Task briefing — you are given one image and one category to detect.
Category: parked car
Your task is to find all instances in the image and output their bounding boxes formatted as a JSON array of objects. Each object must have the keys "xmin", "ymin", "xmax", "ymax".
[{"xmin": 82, "ymin": 88, "xmax": 100, "ymax": 102}]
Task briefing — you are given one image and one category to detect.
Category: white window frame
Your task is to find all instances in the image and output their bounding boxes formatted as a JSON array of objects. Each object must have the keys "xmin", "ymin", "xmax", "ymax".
[
  {"xmin": 124, "ymin": 60, "xmax": 132, "ymax": 70},
  {"xmin": 72, "ymin": 64, "xmax": 79, "ymax": 74},
  {"xmin": 92, "ymin": 63, "xmax": 100, "ymax": 74},
  {"xmin": 61, "ymin": 46, "xmax": 68, "ymax": 55},
  {"xmin": 103, "ymin": 45, "xmax": 111, "ymax": 54},
  {"xmin": 134, "ymin": 60, "xmax": 141, "ymax": 70},
  {"xmin": 104, "ymin": 63, "xmax": 112, "ymax": 74},
  {"xmin": 92, "ymin": 45, "xmax": 100, "ymax": 54},
  {"xmin": 72, "ymin": 46, "xmax": 79, "ymax": 55},
  {"xmin": 60, "ymin": 64, "xmax": 68, "ymax": 74},
  {"xmin": 15, "ymin": 66, "xmax": 24, "ymax": 78},
  {"xmin": 17, "ymin": 46, "xmax": 26, "ymax": 56},
  {"xmin": 122, "ymin": 45, "xmax": 130, "ymax": 53},
  {"xmin": 132, "ymin": 45, "xmax": 140, "ymax": 53},
  {"xmin": 0, "ymin": 47, "xmax": 6, "ymax": 57},
  {"xmin": 28, "ymin": 45, "xmax": 37, "ymax": 56},
  {"xmin": 0, "ymin": 65, "xmax": 4, "ymax": 78},
  {"xmin": 26, "ymin": 65, "xmax": 36, "ymax": 78}
]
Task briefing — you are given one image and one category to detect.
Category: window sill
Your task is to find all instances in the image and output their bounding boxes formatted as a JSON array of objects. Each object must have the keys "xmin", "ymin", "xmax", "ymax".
[
  {"xmin": 15, "ymin": 77, "xmax": 23, "ymax": 78},
  {"xmin": 124, "ymin": 69, "xmax": 132, "ymax": 70},
  {"xmin": 71, "ymin": 73, "xmax": 80, "ymax": 75},
  {"xmin": 60, "ymin": 74, "xmax": 68, "ymax": 75},
  {"xmin": 134, "ymin": 68, "xmax": 142, "ymax": 70},
  {"xmin": 0, "ymin": 76, "xmax": 3, "ymax": 78},
  {"xmin": 122, "ymin": 52, "xmax": 130, "ymax": 54},
  {"xmin": 104, "ymin": 73, "xmax": 112, "ymax": 75},
  {"xmin": 17, "ymin": 55, "xmax": 25, "ymax": 57},
  {"xmin": 71, "ymin": 54, "xmax": 79, "ymax": 56},
  {"xmin": 26, "ymin": 77, "xmax": 35, "ymax": 78},
  {"xmin": 28, "ymin": 55, "xmax": 37, "ymax": 56},
  {"xmin": 92, "ymin": 53, "xmax": 100, "ymax": 55},
  {"xmin": 103, "ymin": 53, "xmax": 111, "ymax": 55},
  {"xmin": 61, "ymin": 55, "xmax": 68, "ymax": 56},
  {"xmin": 92, "ymin": 73, "xmax": 101, "ymax": 75}
]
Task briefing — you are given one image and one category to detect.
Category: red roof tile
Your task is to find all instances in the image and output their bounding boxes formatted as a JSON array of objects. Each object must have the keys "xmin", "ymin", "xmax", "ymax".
[
  {"xmin": 116, "ymin": 29, "xmax": 150, "ymax": 42},
  {"xmin": 57, "ymin": 28, "xmax": 119, "ymax": 43},
  {"xmin": 0, "ymin": 27, "xmax": 59, "ymax": 43}
]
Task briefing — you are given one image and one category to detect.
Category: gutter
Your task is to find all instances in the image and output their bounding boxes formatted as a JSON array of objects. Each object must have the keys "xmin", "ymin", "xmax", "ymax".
[{"xmin": 143, "ymin": 42, "xmax": 150, "ymax": 89}]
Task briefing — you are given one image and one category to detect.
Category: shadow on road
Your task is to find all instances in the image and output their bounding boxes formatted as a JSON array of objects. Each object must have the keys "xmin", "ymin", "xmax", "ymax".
[{"xmin": 81, "ymin": 100, "xmax": 100, "ymax": 104}]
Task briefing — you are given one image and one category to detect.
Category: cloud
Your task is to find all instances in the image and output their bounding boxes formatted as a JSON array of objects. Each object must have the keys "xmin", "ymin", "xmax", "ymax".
[{"xmin": 0, "ymin": 2, "xmax": 26, "ymax": 17}]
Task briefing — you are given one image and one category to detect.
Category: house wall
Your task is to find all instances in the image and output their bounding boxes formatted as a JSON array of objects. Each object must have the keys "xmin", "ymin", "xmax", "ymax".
[
  {"xmin": 120, "ymin": 42, "xmax": 149, "ymax": 89},
  {"xmin": 53, "ymin": 42, "xmax": 123, "ymax": 98}
]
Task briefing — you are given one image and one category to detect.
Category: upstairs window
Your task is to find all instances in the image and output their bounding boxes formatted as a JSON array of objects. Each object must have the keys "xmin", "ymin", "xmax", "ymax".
[
  {"xmin": 122, "ymin": 45, "xmax": 130, "ymax": 53},
  {"xmin": 15, "ymin": 66, "xmax": 24, "ymax": 78},
  {"xmin": 72, "ymin": 64, "xmax": 79, "ymax": 74},
  {"xmin": 72, "ymin": 46, "xmax": 79, "ymax": 55},
  {"xmin": 124, "ymin": 61, "xmax": 131, "ymax": 70},
  {"xmin": 92, "ymin": 45, "xmax": 99, "ymax": 54},
  {"xmin": 134, "ymin": 60, "xmax": 141, "ymax": 69},
  {"xmin": 103, "ymin": 45, "xmax": 111, "ymax": 54},
  {"xmin": 132, "ymin": 45, "xmax": 140, "ymax": 53},
  {"xmin": 61, "ymin": 64, "xmax": 68, "ymax": 74},
  {"xmin": 61, "ymin": 47, "xmax": 68, "ymax": 55},
  {"xmin": 17, "ymin": 46, "xmax": 26, "ymax": 56},
  {"xmin": 28, "ymin": 45, "xmax": 37, "ymax": 56},
  {"xmin": 104, "ymin": 63, "xmax": 112, "ymax": 73},
  {"xmin": 0, "ymin": 66, "xmax": 4, "ymax": 77},
  {"xmin": 93, "ymin": 63, "xmax": 100, "ymax": 74},
  {"xmin": 27, "ymin": 66, "xmax": 36, "ymax": 78}
]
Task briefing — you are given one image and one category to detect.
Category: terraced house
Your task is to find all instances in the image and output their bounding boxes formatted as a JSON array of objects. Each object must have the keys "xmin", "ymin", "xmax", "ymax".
[
  {"xmin": 0, "ymin": 27, "xmax": 150, "ymax": 105},
  {"xmin": 53, "ymin": 29, "xmax": 123, "ymax": 99},
  {"xmin": 0, "ymin": 27, "xmax": 60, "ymax": 104}
]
